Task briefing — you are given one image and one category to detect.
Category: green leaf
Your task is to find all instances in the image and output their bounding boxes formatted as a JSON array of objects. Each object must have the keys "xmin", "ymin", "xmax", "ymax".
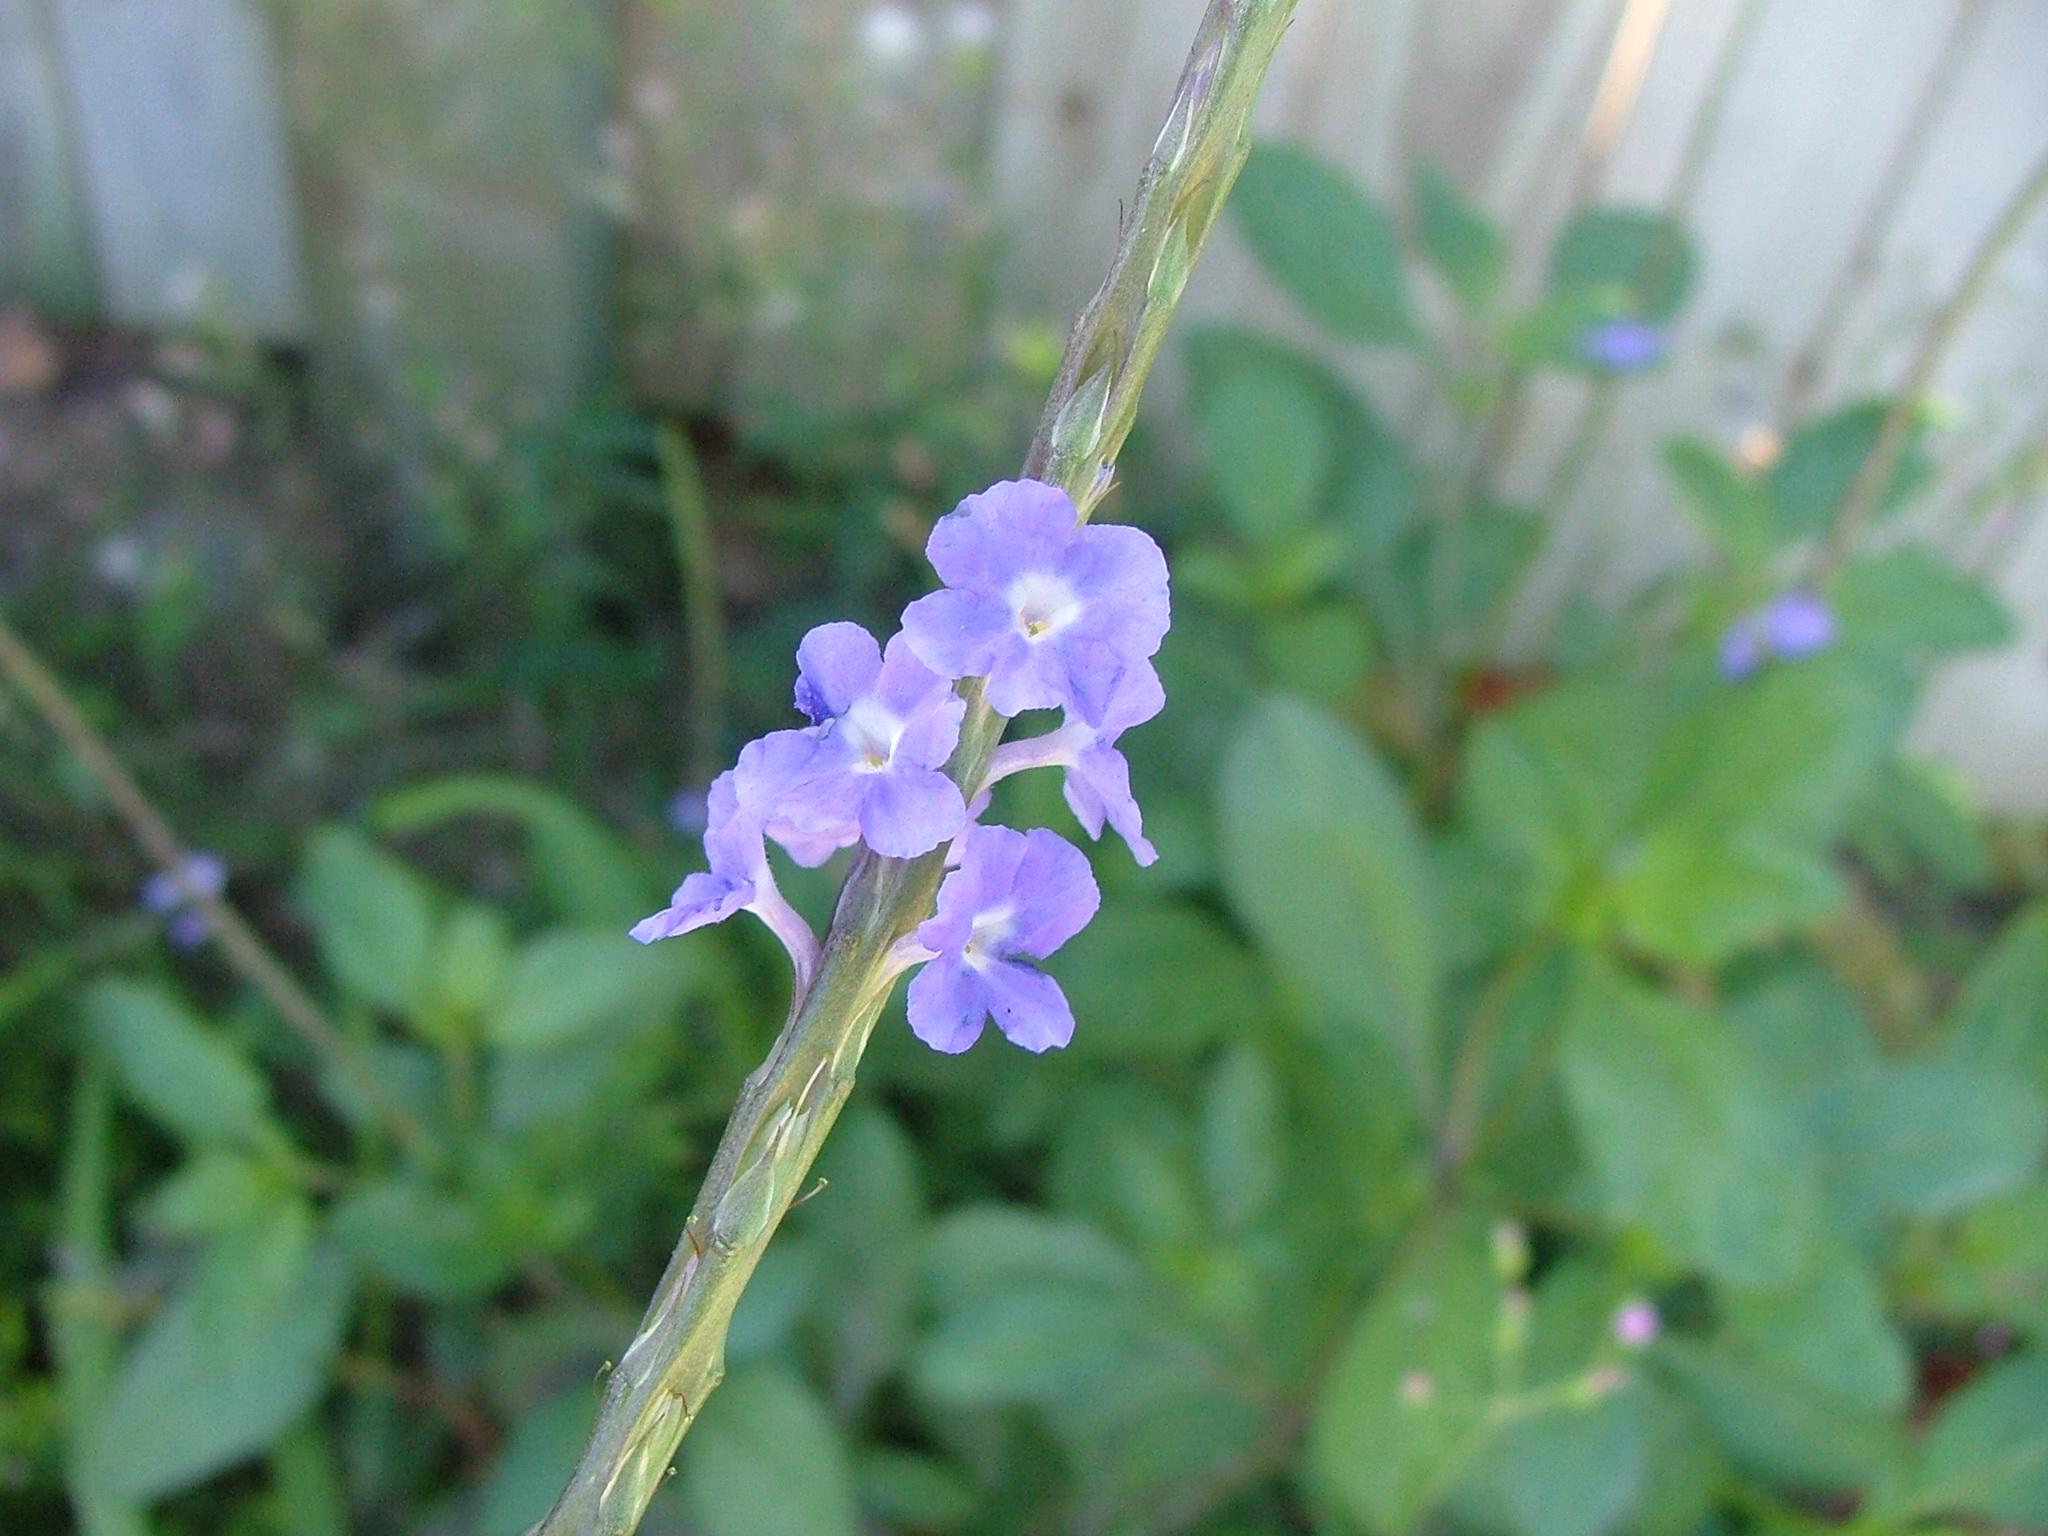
[
  {"xmin": 330, "ymin": 1179, "xmax": 518, "ymax": 1300},
  {"xmin": 1413, "ymin": 165, "xmax": 1506, "ymax": 310},
  {"xmin": 680, "ymin": 1366, "xmax": 860, "ymax": 1536},
  {"xmin": 1612, "ymin": 831, "xmax": 1843, "ymax": 965},
  {"xmin": 1230, "ymin": 142, "xmax": 1413, "ymax": 342},
  {"xmin": 1256, "ymin": 602, "xmax": 1375, "ymax": 707},
  {"xmin": 1655, "ymin": 1336, "xmax": 1900, "ymax": 1492},
  {"xmin": 1057, "ymin": 902, "xmax": 1267, "ymax": 1059},
  {"xmin": 1452, "ymin": 1393, "xmax": 1646, "ymax": 1536},
  {"xmin": 1905, "ymin": 1354, "xmax": 2048, "ymax": 1525},
  {"xmin": 1562, "ymin": 966, "xmax": 1819, "ymax": 1286},
  {"xmin": 856, "ymin": 1448, "xmax": 978, "ymax": 1532},
  {"xmin": 1850, "ymin": 758, "xmax": 1994, "ymax": 890},
  {"xmin": 83, "ymin": 980, "xmax": 273, "ymax": 1150},
  {"xmin": 804, "ymin": 1105, "xmax": 925, "ymax": 1401},
  {"xmin": 85, "ymin": 1247, "xmax": 351, "ymax": 1500},
  {"xmin": 490, "ymin": 928, "xmax": 695, "ymax": 1052},
  {"xmin": 1662, "ymin": 438, "xmax": 1770, "ymax": 563},
  {"xmin": 476, "ymin": 1390, "xmax": 597, "ymax": 1536},
  {"xmin": 373, "ymin": 775, "xmax": 654, "ymax": 927},
  {"xmin": 418, "ymin": 903, "xmax": 513, "ymax": 1042},
  {"xmin": 1834, "ymin": 548, "xmax": 2013, "ymax": 658},
  {"xmin": 296, "ymin": 827, "xmax": 436, "ymax": 1017},
  {"xmin": 1943, "ymin": 902, "xmax": 2048, "ymax": 1093},
  {"xmin": 1306, "ymin": 1217, "xmax": 1501, "ymax": 1531},
  {"xmin": 1218, "ymin": 696, "xmax": 1438, "ymax": 1091},
  {"xmin": 1201, "ymin": 1045, "xmax": 1284, "ymax": 1230},
  {"xmin": 139, "ymin": 1152, "xmax": 276, "ymax": 1237},
  {"xmin": 1186, "ymin": 329, "xmax": 1342, "ymax": 543},
  {"xmin": 1548, "ymin": 207, "xmax": 1695, "ymax": 322},
  {"xmin": 1722, "ymin": 1244, "xmax": 1911, "ymax": 1413},
  {"xmin": 1812, "ymin": 1059, "xmax": 2046, "ymax": 1226},
  {"xmin": 1766, "ymin": 399, "xmax": 1933, "ymax": 540}
]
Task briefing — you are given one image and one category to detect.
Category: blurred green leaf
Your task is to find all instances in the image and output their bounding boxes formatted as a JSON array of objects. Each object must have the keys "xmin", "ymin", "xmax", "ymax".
[
  {"xmin": 139, "ymin": 1152, "xmax": 276, "ymax": 1237},
  {"xmin": 1413, "ymin": 166, "xmax": 1506, "ymax": 310},
  {"xmin": 856, "ymin": 1448, "xmax": 977, "ymax": 1533},
  {"xmin": 1563, "ymin": 966, "xmax": 1818, "ymax": 1286},
  {"xmin": 419, "ymin": 903, "xmax": 513, "ymax": 1043},
  {"xmin": 681, "ymin": 1366, "xmax": 858, "ymax": 1536},
  {"xmin": 1256, "ymin": 602, "xmax": 1374, "ymax": 706},
  {"xmin": 83, "ymin": 980, "xmax": 274, "ymax": 1150},
  {"xmin": 803, "ymin": 1105, "xmax": 925, "ymax": 1403},
  {"xmin": 490, "ymin": 929, "xmax": 694, "ymax": 1053},
  {"xmin": 1452, "ymin": 1392, "xmax": 1646, "ymax": 1536},
  {"xmin": 1942, "ymin": 902, "xmax": 2048, "ymax": 1092},
  {"xmin": 1662, "ymin": 438, "xmax": 1770, "ymax": 564},
  {"xmin": 1547, "ymin": 207, "xmax": 1695, "ymax": 322},
  {"xmin": 1812, "ymin": 1059, "xmax": 2046, "ymax": 1227},
  {"xmin": 1200, "ymin": 1045, "xmax": 1284, "ymax": 1230},
  {"xmin": 1306, "ymin": 1216, "xmax": 1500, "ymax": 1531},
  {"xmin": 476, "ymin": 1390, "xmax": 596, "ymax": 1536},
  {"xmin": 1834, "ymin": 548, "xmax": 2012, "ymax": 658},
  {"xmin": 1231, "ymin": 142, "xmax": 1413, "ymax": 342},
  {"xmin": 1722, "ymin": 1244, "xmax": 1911, "ymax": 1413},
  {"xmin": 1057, "ymin": 902, "xmax": 1266, "ymax": 1059},
  {"xmin": 1766, "ymin": 399, "xmax": 1933, "ymax": 540},
  {"xmin": 1186, "ymin": 329, "xmax": 1341, "ymax": 543},
  {"xmin": 1850, "ymin": 759, "xmax": 1994, "ymax": 890},
  {"xmin": 297, "ymin": 828, "xmax": 436, "ymax": 1018},
  {"xmin": 330, "ymin": 1179, "xmax": 517, "ymax": 1300},
  {"xmin": 86, "ymin": 1247, "xmax": 351, "ymax": 1500},
  {"xmin": 1902, "ymin": 1354, "xmax": 2048, "ymax": 1525},
  {"xmin": 1219, "ymin": 696, "xmax": 1438, "ymax": 1092},
  {"xmin": 1655, "ymin": 1337, "xmax": 1900, "ymax": 1492},
  {"xmin": 1612, "ymin": 831, "xmax": 1843, "ymax": 966}
]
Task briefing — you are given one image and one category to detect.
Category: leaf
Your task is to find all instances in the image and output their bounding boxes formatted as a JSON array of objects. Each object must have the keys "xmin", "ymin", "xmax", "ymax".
[
  {"xmin": 1722, "ymin": 1244, "xmax": 1911, "ymax": 1413},
  {"xmin": 1811, "ymin": 1059, "xmax": 2046, "ymax": 1227},
  {"xmin": 1612, "ymin": 831, "xmax": 1844, "ymax": 966},
  {"xmin": 476, "ymin": 1390, "xmax": 597, "ymax": 1536},
  {"xmin": 86, "ymin": 1246, "xmax": 352, "ymax": 1500},
  {"xmin": 1201, "ymin": 1045, "xmax": 1285, "ymax": 1230},
  {"xmin": 1562, "ymin": 966, "xmax": 1819, "ymax": 1286},
  {"xmin": 1662, "ymin": 438, "xmax": 1770, "ymax": 563},
  {"xmin": 1655, "ymin": 1336, "xmax": 1900, "ymax": 1492},
  {"xmin": 1230, "ymin": 142, "xmax": 1413, "ymax": 342},
  {"xmin": 1548, "ymin": 207, "xmax": 1696, "ymax": 321},
  {"xmin": 856, "ymin": 1449, "xmax": 978, "ymax": 1532},
  {"xmin": 1834, "ymin": 548, "xmax": 2013, "ymax": 658},
  {"xmin": 1186, "ymin": 329, "xmax": 1342, "ymax": 543},
  {"xmin": 490, "ymin": 928, "xmax": 696, "ymax": 1052},
  {"xmin": 1218, "ymin": 696, "xmax": 1439, "ymax": 1092},
  {"xmin": 139, "ymin": 1152, "xmax": 276, "ymax": 1237},
  {"xmin": 1943, "ymin": 903, "xmax": 2048, "ymax": 1093},
  {"xmin": 1413, "ymin": 165, "xmax": 1505, "ymax": 310},
  {"xmin": 1306, "ymin": 1217, "xmax": 1501, "ymax": 1531},
  {"xmin": 373, "ymin": 775, "xmax": 654, "ymax": 927},
  {"xmin": 83, "ymin": 980, "xmax": 273, "ymax": 1150},
  {"xmin": 680, "ymin": 1366, "xmax": 859, "ymax": 1536},
  {"xmin": 1257, "ymin": 602, "xmax": 1375, "ymax": 707},
  {"xmin": 1766, "ymin": 399, "xmax": 1933, "ymax": 540},
  {"xmin": 330, "ymin": 1179, "xmax": 518, "ymax": 1300},
  {"xmin": 1452, "ymin": 1393, "xmax": 1646, "ymax": 1536},
  {"xmin": 1905, "ymin": 1354, "xmax": 2048, "ymax": 1525},
  {"xmin": 803, "ymin": 1105, "xmax": 925, "ymax": 1401},
  {"xmin": 1850, "ymin": 758, "xmax": 1993, "ymax": 890},
  {"xmin": 1057, "ymin": 902, "xmax": 1267, "ymax": 1059},
  {"xmin": 296, "ymin": 827, "xmax": 436, "ymax": 1017}
]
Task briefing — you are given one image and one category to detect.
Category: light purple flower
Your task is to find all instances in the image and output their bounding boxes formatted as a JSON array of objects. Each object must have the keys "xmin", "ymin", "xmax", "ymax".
[
  {"xmin": 905, "ymin": 825, "xmax": 1100, "ymax": 1054},
  {"xmin": 632, "ymin": 768, "xmax": 819, "ymax": 979},
  {"xmin": 769, "ymin": 623, "xmax": 968, "ymax": 860},
  {"xmin": 900, "ymin": 479, "xmax": 1170, "ymax": 726},
  {"xmin": 1719, "ymin": 589, "xmax": 1836, "ymax": 681},
  {"xmin": 141, "ymin": 852, "xmax": 226, "ymax": 948},
  {"xmin": 980, "ymin": 660, "xmax": 1163, "ymax": 865},
  {"xmin": 1577, "ymin": 318, "xmax": 1668, "ymax": 373},
  {"xmin": 1613, "ymin": 1298, "xmax": 1660, "ymax": 1350}
]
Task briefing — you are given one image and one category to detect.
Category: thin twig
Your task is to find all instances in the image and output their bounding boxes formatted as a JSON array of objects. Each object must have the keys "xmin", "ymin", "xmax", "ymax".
[{"xmin": 0, "ymin": 611, "xmax": 441, "ymax": 1166}]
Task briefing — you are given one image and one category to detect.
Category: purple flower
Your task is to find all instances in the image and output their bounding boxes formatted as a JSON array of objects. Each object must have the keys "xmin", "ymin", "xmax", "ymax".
[
  {"xmin": 900, "ymin": 479, "xmax": 1170, "ymax": 726},
  {"xmin": 1719, "ymin": 589, "xmax": 1836, "ymax": 681},
  {"xmin": 140, "ymin": 852, "xmax": 226, "ymax": 948},
  {"xmin": 769, "ymin": 623, "xmax": 968, "ymax": 860},
  {"xmin": 1613, "ymin": 1298, "xmax": 1660, "ymax": 1350},
  {"xmin": 1577, "ymin": 318, "xmax": 1668, "ymax": 374},
  {"xmin": 905, "ymin": 825, "xmax": 1100, "ymax": 1054},
  {"xmin": 632, "ymin": 769, "xmax": 820, "ymax": 979},
  {"xmin": 981, "ymin": 660, "xmax": 1163, "ymax": 865}
]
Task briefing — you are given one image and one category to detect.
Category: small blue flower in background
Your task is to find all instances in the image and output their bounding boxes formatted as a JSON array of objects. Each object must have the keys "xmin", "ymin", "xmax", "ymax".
[
  {"xmin": 140, "ymin": 851, "xmax": 227, "ymax": 950},
  {"xmin": 665, "ymin": 785, "xmax": 710, "ymax": 836},
  {"xmin": 1577, "ymin": 317, "xmax": 1669, "ymax": 374},
  {"xmin": 900, "ymin": 478, "xmax": 1170, "ymax": 724},
  {"xmin": 982, "ymin": 659, "xmax": 1164, "ymax": 866},
  {"xmin": 905, "ymin": 825, "xmax": 1100, "ymax": 1054},
  {"xmin": 1719, "ymin": 589, "xmax": 1836, "ymax": 681}
]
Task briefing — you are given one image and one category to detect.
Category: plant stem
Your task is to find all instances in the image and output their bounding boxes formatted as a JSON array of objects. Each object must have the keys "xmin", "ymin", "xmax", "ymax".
[
  {"xmin": 1816, "ymin": 144, "xmax": 2048, "ymax": 580},
  {"xmin": 0, "ymin": 611, "xmax": 441, "ymax": 1168},
  {"xmin": 532, "ymin": 6, "xmax": 1298, "ymax": 1532},
  {"xmin": 655, "ymin": 425, "xmax": 728, "ymax": 790}
]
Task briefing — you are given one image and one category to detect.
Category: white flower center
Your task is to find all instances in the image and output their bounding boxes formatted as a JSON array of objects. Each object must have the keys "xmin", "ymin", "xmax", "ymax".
[
  {"xmin": 962, "ymin": 903, "xmax": 1015, "ymax": 967},
  {"xmin": 1006, "ymin": 571, "xmax": 1083, "ymax": 642},
  {"xmin": 839, "ymin": 699, "xmax": 902, "ymax": 771}
]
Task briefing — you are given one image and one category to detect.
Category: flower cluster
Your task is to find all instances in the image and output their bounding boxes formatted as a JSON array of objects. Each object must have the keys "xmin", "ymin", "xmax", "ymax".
[
  {"xmin": 1576, "ymin": 317, "xmax": 1669, "ymax": 374},
  {"xmin": 634, "ymin": 479, "xmax": 1170, "ymax": 1053},
  {"xmin": 1718, "ymin": 589, "xmax": 1835, "ymax": 681},
  {"xmin": 140, "ymin": 851, "xmax": 227, "ymax": 950}
]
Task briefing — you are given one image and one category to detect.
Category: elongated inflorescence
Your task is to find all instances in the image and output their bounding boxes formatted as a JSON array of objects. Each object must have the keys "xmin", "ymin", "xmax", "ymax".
[{"xmin": 633, "ymin": 478, "xmax": 1170, "ymax": 1051}]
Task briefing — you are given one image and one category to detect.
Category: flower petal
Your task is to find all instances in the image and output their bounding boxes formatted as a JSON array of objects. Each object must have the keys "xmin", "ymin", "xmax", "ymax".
[
  {"xmin": 900, "ymin": 588, "xmax": 1011, "ymax": 680},
  {"xmin": 1007, "ymin": 826, "xmax": 1100, "ymax": 957},
  {"xmin": 979, "ymin": 959, "xmax": 1077, "ymax": 1052},
  {"xmin": 794, "ymin": 622, "xmax": 883, "ymax": 722},
  {"xmin": 860, "ymin": 768, "xmax": 968, "ymax": 859},
  {"xmin": 906, "ymin": 953, "xmax": 989, "ymax": 1053},
  {"xmin": 983, "ymin": 632, "xmax": 1070, "ymax": 718},
  {"xmin": 927, "ymin": 479, "xmax": 1078, "ymax": 591},
  {"xmin": 1062, "ymin": 522, "xmax": 1170, "ymax": 657},
  {"xmin": 631, "ymin": 870, "xmax": 754, "ymax": 942}
]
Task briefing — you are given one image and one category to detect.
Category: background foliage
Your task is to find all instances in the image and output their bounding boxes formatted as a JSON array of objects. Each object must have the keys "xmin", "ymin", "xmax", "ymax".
[{"xmin": 3, "ymin": 118, "xmax": 2048, "ymax": 1536}]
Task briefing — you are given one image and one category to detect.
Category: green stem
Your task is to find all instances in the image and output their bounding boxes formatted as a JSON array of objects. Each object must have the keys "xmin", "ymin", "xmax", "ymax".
[
  {"xmin": 655, "ymin": 426, "xmax": 728, "ymax": 789},
  {"xmin": 532, "ymin": 6, "xmax": 1299, "ymax": 1532},
  {"xmin": 0, "ymin": 612, "xmax": 441, "ymax": 1168},
  {"xmin": 1816, "ymin": 144, "xmax": 2048, "ymax": 581}
]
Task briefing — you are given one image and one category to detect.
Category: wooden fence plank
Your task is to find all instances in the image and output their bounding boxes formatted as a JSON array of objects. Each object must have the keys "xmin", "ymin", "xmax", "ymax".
[{"xmin": 0, "ymin": 0, "xmax": 96, "ymax": 313}]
